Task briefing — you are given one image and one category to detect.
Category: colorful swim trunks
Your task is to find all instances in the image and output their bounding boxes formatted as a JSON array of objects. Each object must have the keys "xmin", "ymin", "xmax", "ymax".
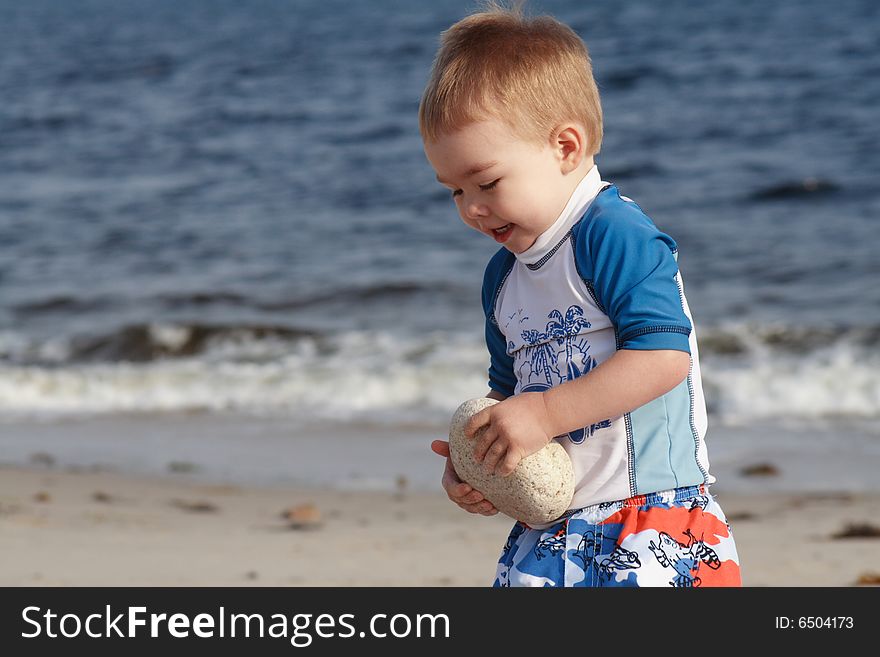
[{"xmin": 493, "ymin": 485, "xmax": 741, "ymax": 587}]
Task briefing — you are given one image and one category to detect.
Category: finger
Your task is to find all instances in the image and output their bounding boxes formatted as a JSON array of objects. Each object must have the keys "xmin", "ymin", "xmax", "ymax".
[
  {"xmin": 431, "ymin": 440, "xmax": 450, "ymax": 457},
  {"xmin": 472, "ymin": 425, "xmax": 498, "ymax": 462},
  {"xmin": 442, "ymin": 459, "xmax": 478, "ymax": 497},
  {"xmin": 443, "ymin": 471, "xmax": 486, "ymax": 505},
  {"xmin": 447, "ymin": 482, "xmax": 477, "ymax": 502},
  {"xmin": 464, "ymin": 408, "xmax": 491, "ymax": 439},
  {"xmin": 478, "ymin": 501, "xmax": 498, "ymax": 514},
  {"xmin": 460, "ymin": 500, "xmax": 498, "ymax": 515},
  {"xmin": 498, "ymin": 449, "xmax": 521, "ymax": 477},
  {"xmin": 459, "ymin": 489, "xmax": 485, "ymax": 505},
  {"xmin": 482, "ymin": 440, "xmax": 508, "ymax": 475},
  {"xmin": 441, "ymin": 460, "xmax": 470, "ymax": 494}
]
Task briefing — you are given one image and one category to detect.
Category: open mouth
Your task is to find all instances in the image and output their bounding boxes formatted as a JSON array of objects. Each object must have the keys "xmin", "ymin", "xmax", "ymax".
[
  {"xmin": 491, "ymin": 224, "xmax": 512, "ymax": 242},
  {"xmin": 492, "ymin": 224, "xmax": 513, "ymax": 244}
]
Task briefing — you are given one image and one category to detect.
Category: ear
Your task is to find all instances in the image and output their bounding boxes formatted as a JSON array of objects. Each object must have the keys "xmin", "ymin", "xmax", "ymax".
[{"xmin": 552, "ymin": 124, "xmax": 587, "ymax": 174}]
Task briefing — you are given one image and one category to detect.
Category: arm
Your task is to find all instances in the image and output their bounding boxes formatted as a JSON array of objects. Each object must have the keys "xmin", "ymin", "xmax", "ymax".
[
  {"xmin": 543, "ymin": 349, "xmax": 689, "ymax": 437},
  {"xmin": 467, "ymin": 349, "xmax": 690, "ymax": 476}
]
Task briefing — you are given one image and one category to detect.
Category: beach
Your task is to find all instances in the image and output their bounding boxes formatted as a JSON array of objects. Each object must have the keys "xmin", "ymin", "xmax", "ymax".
[
  {"xmin": 3, "ymin": 466, "xmax": 879, "ymax": 587},
  {"xmin": 2, "ymin": 0, "xmax": 878, "ymax": 590},
  {"xmin": 2, "ymin": 415, "xmax": 879, "ymax": 587}
]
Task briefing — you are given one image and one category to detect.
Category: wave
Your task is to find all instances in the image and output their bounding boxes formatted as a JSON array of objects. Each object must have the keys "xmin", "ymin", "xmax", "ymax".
[
  {"xmin": 600, "ymin": 162, "xmax": 664, "ymax": 180},
  {"xmin": 57, "ymin": 54, "xmax": 176, "ymax": 86},
  {"xmin": 0, "ymin": 322, "xmax": 319, "ymax": 365},
  {"xmin": 698, "ymin": 324, "xmax": 880, "ymax": 355},
  {"xmin": 598, "ymin": 65, "xmax": 670, "ymax": 90},
  {"xmin": 11, "ymin": 282, "xmax": 466, "ymax": 320},
  {"xmin": 247, "ymin": 282, "xmax": 461, "ymax": 313},
  {"xmin": 0, "ymin": 323, "xmax": 877, "ymax": 424},
  {"xmin": 11, "ymin": 294, "xmax": 120, "ymax": 316},
  {"xmin": 0, "ymin": 327, "xmax": 488, "ymax": 422},
  {"xmin": 3, "ymin": 113, "xmax": 90, "ymax": 133},
  {"xmin": 749, "ymin": 178, "xmax": 840, "ymax": 200},
  {"xmin": 697, "ymin": 323, "xmax": 880, "ymax": 424}
]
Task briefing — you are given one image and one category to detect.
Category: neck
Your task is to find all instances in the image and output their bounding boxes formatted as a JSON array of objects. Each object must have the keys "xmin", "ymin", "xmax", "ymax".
[
  {"xmin": 568, "ymin": 155, "xmax": 595, "ymax": 185},
  {"xmin": 556, "ymin": 155, "xmax": 595, "ymax": 209}
]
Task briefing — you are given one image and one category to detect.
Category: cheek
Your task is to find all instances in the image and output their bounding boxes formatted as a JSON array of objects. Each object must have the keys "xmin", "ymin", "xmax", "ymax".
[
  {"xmin": 499, "ymin": 190, "xmax": 534, "ymax": 218},
  {"xmin": 518, "ymin": 182, "xmax": 550, "ymax": 209}
]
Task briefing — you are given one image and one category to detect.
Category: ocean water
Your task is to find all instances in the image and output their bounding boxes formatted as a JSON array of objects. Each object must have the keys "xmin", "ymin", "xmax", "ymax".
[{"xmin": 1, "ymin": 0, "xmax": 878, "ymax": 437}]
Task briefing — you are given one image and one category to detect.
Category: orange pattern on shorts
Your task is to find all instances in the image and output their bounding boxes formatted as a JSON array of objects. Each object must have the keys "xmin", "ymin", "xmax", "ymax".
[
  {"xmin": 602, "ymin": 505, "xmax": 731, "ymax": 544},
  {"xmin": 601, "ymin": 504, "xmax": 741, "ymax": 586}
]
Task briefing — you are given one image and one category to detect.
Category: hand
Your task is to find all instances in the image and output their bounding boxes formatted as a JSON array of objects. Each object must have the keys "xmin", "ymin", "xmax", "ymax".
[
  {"xmin": 465, "ymin": 392, "xmax": 554, "ymax": 476},
  {"xmin": 430, "ymin": 440, "xmax": 498, "ymax": 516}
]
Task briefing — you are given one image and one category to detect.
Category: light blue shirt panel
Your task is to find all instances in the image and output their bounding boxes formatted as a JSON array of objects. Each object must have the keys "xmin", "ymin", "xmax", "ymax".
[{"xmin": 628, "ymin": 377, "xmax": 706, "ymax": 494}]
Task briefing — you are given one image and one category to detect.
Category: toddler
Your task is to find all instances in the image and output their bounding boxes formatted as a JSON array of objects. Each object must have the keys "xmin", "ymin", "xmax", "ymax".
[{"xmin": 420, "ymin": 4, "xmax": 741, "ymax": 587}]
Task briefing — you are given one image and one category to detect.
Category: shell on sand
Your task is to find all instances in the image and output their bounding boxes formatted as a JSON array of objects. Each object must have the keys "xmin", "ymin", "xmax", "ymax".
[{"xmin": 448, "ymin": 397, "xmax": 574, "ymax": 525}]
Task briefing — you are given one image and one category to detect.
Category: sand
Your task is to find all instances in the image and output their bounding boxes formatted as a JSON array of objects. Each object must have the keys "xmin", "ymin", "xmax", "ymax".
[{"xmin": 1, "ymin": 464, "xmax": 878, "ymax": 587}]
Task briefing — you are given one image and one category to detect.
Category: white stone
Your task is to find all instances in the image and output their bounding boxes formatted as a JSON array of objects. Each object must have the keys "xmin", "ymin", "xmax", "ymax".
[{"xmin": 448, "ymin": 397, "xmax": 574, "ymax": 525}]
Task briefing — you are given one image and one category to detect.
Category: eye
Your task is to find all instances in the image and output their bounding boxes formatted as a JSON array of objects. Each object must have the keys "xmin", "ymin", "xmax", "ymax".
[
  {"xmin": 479, "ymin": 179, "xmax": 500, "ymax": 191},
  {"xmin": 451, "ymin": 189, "xmax": 463, "ymax": 198}
]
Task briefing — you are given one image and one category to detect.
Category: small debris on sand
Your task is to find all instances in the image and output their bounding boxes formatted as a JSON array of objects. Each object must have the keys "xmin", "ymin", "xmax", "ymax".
[
  {"xmin": 92, "ymin": 491, "xmax": 113, "ymax": 503},
  {"xmin": 0, "ymin": 502, "xmax": 21, "ymax": 516},
  {"xmin": 394, "ymin": 475, "xmax": 408, "ymax": 500},
  {"xmin": 33, "ymin": 491, "xmax": 51, "ymax": 503},
  {"xmin": 855, "ymin": 572, "xmax": 880, "ymax": 586},
  {"xmin": 831, "ymin": 522, "xmax": 880, "ymax": 539},
  {"xmin": 726, "ymin": 511, "xmax": 756, "ymax": 522},
  {"xmin": 786, "ymin": 492, "xmax": 855, "ymax": 510},
  {"xmin": 281, "ymin": 503, "xmax": 322, "ymax": 530},
  {"xmin": 739, "ymin": 463, "xmax": 780, "ymax": 477},
  {"xmin": 30, "ymin": 452, "xmax": 55, "ymax": 468},
  {"xmin": 170, "ymin": 499, "xmax": 218, "ymax": 513},
  {"xmin": 167, "ymin": 461, "xmax": 198, "ymax": 474}
]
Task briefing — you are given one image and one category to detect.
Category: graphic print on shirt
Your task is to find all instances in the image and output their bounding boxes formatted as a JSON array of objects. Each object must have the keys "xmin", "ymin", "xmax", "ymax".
[{"xmin": 514, "ymin": 305, "xmax": 611, "ymax": 443}]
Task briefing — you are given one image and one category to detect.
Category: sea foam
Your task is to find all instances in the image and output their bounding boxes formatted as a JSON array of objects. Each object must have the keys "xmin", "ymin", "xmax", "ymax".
[{"xmin": 0, "ymin": 323, "xmax": 877, "ymax": 426}]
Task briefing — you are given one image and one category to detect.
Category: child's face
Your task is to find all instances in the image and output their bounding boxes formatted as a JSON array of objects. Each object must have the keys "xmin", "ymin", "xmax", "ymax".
[{"xmin": 424, "ymin": 118, "xmax": 575, "ymax": 254}]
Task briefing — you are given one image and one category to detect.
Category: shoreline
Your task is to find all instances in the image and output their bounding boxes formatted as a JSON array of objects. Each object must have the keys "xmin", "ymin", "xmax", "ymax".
[
  {"xmin": 2, "ymin": 412, "xmax": 879, "ymax": 495},
  {"xmin": 2, "ymin": 465, "xmax": 878, "ymax": 587}
]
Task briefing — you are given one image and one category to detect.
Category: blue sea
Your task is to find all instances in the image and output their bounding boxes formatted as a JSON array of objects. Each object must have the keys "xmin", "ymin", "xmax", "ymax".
[{"xmin": 0, "ymin": 0, "xmax": 878, "ymax": 482}]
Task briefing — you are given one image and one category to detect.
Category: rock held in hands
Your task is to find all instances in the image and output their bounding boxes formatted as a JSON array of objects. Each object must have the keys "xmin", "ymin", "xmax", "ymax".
[{"xmin": 448, "ymin": 397, "xmax": 574, "ymax": 525}]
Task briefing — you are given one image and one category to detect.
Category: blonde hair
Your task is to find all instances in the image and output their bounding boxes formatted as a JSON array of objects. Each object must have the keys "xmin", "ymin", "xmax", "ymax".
[{"xmin": 419, "ymin": 2, "xmax": 603, "ymax": 154}]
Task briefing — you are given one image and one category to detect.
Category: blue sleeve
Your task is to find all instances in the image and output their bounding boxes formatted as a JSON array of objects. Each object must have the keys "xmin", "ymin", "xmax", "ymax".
[
  {"xmin": 482, "ymin": 249, "xmax": 517, "ymax": 397},
  {"xmin": 573, "ymin": 197, "xmax": 692, "ymax": 353}
]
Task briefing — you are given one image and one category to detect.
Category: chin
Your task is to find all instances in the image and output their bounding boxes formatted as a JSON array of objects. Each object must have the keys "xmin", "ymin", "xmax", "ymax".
[{"xmin": 512, "ymin": 238, "xmax": 538, "ymax": 254}]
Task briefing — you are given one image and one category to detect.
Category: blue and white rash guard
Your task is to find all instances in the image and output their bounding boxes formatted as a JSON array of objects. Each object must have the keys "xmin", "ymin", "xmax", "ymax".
[{"xmin": 482, "ymin": 166, "xmax": 713, "ymax": 516}]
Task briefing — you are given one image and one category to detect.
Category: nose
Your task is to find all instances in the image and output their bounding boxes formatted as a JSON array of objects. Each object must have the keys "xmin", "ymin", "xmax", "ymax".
[{"xmin": 462, "ymin": 195, "xmax": 489, "ymax": 222}]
